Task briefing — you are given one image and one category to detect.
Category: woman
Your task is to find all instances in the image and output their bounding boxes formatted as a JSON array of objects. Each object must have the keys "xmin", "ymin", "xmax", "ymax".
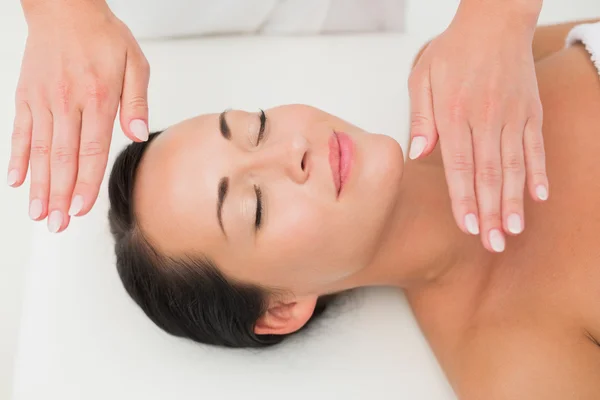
[
  {"xmin": 10, "ymin": 0, "xmax": 550, "ymax": 255},
  {"xmin": 108, "ymin": 20, "xmax": 600, "ymax": 398}
]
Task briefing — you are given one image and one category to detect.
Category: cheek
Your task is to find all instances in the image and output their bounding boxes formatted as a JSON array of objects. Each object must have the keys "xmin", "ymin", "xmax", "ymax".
[
  {"xmin": 260, "ymin": 191, "xmax": 355, "ymax": 288},
  {"xmin": 269, "ymin": 194, "xmax": 328, "ymax": 258}
]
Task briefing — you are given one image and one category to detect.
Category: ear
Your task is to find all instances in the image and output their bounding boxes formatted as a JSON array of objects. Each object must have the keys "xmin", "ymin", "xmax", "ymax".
[{"xmin": 254, "ymin": 296, "xmax": 318, "ymax": 336}]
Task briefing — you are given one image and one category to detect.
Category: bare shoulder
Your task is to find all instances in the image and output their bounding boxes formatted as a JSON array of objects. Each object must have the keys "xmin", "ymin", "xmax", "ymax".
[
  {"xmin": 530, "ymin": 44, "xmax": 600, "ymax": 284},
  {"xmin": 454, "ymin": 325, "xmax": 600, "ymax": 399}
]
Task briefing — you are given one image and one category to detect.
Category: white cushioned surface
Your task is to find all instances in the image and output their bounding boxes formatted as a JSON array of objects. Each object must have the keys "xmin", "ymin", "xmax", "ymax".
[{"xmin": 12, "ymin": 34, "xmax": 455, "ymax": 400}]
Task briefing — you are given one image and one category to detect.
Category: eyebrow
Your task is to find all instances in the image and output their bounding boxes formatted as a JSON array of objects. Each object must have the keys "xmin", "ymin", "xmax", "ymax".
[
  {"xmin": 219, "ymin": 110, "xmax": 231, "ymax": 140},
  {"xmin": 217, "ymin": 177, "xmax": 229, "ymax": 236}
]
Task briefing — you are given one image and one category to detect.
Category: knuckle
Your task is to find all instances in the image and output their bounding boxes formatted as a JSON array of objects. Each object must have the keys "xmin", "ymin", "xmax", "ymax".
[
  {"xmin": 449, "ymin": 151, "xmax": 474, "ymax": 173},
  {"xmin": 476, "ymin": 162, "xmax": 502, "ymax": 186},
  {"xmin": 528, "ymin": 137, "xmax": 546, "ymax": 158},
  {"xmin": 451, "ymin": 194, "xmax": 477, "ymax": 209},
  {"xmin": 79, "ymin": 141, "xmax": 107, "ymax": 158},
  {"xmin": 10, "ymin": 140, "xmax": 29, "ymax": 158},
  {"xmin": 54, "ymin": 79, "xmax": 73, "ymax": 112},
  {"xmin": 477, "ymin": 94, "xmax": 498, "ymax": 124},
  {"xmin": 447, "ymin": 99, "xmax": 466, "ymax": 123},
  {"xmin": 502, "ymin": 152, "xmax": 524, "ymax": 173},
  {"xmin": 127, "ymin": 95, "xmax": 148, "ymax": 112},
  {"xmin": 30, "ymin": 140, "xmax": 50, "ymax": 158},
  {"xmin": 85, "ymin": 78, "xmax": 110, "ymax": 106},
  {"xmin": 410, "ymin": 111, "xmax": 431, "ymax": 129},
  {"xmin": 11, "ymin": 123, "xmax": 30, "ymax": 142},
  {"xmin": 52, "ymin": 146, "xmax": 77, "ymax": 165}
]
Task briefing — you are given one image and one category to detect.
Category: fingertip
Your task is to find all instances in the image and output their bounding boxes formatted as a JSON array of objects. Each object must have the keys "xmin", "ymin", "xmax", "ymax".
[
  {"xmin": 409, "ymin": 136, "xmax": 428, "ymax": 160},
  {"xmin": 47, "ymin": 210, "xmax": 71, "ymax": 233},
  {"xmin": 7, "ymin": 169, "xmax": 20, "ymax": 187},
  {"xmin": 68, "ymin": 194, "xmax": 84, "ymax": 217},
  {"xmin": 29, "ymin": 198, "xmax": 44, "ymax": 221},
  {"xmin": 47, "ymin": 210, "xmax": 63, "ymax": 233},
  {"xmin": 535, "ymin": 184, "xmax": 549, "ymax": 201},
  {"xmin": 488, "ymin": 229, "xmax": 506, "ymax": 253},
  {"xmin": 464, "ymin": 213, "xmax": 480, "ymax": 235},
  {"xmin": 505, "ymin": 213, "xmax": 524, "ymax": 236},
  {"xmin": 128, "ymin": 119, "xmax": 149, "ymax": 142}
]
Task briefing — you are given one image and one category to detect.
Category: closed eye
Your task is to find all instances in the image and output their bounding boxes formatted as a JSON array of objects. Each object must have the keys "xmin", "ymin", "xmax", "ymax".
[
  {"xmin": 254, "ymin": 185, "xmax": 263, "ymax": 231},
  {"xmin": 256, "ymin": 109, "xmax": 267, "ymax": 145}
]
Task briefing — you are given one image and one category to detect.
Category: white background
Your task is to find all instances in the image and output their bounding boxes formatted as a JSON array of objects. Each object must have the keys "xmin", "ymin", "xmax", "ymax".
[{"xmin": 1, "ymin": 1, "xmax": 599, "ymax": 398}]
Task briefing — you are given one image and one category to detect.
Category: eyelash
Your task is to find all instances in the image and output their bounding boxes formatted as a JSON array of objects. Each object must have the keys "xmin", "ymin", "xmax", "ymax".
[
  {"xmin": 256, "ymin": 109, "xmax": 267, "ymax": 146},
  {"xmin": 254, "ymin": 109, "xmax": 267, "ymax": 231},
  {"xmin": 254, "ymin": 185, "xmax": 263, "ymax": 230}
]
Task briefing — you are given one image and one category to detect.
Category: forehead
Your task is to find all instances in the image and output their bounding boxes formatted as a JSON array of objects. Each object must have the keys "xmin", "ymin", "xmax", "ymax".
[{"xmin": 133, "ymin": 113, "xmax": 225, "ymax": 256}]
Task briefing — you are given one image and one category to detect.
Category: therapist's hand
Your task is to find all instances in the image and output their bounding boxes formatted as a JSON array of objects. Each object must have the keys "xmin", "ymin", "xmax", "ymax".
[
  {"xmin": 8, "ymin": 0, "xmax": 150, "ymax": 232},
  {"xmin": 408, "ymin": 1, "xmax": 548, "ymax": 253}
]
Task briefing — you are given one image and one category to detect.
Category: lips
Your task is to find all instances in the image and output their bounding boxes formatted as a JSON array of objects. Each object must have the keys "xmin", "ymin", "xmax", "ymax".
[{"xmin": 329, "ymin": 131, "xmax": 354, "ymax": 198}]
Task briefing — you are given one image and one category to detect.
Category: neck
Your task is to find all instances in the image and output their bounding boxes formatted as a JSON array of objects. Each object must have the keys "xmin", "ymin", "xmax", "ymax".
[{"xmin": 362, "ymin": 156, "xmax": 494, "ymax": 289}]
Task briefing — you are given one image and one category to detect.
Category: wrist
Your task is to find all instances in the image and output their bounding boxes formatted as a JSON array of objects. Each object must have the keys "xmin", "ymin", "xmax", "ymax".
[
  {"xmin": 457, "ymin": 0, "xmax": 542, "ymax": 35},
  {"xmin": 21, "ymin": 0, "xmax": 109, "ymax": 21}
]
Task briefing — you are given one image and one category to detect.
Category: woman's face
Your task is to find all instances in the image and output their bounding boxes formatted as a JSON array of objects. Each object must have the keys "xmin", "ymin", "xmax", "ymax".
[{"xmin": 134, "ymin": 105, "xmax": 404, "ymax": 296}]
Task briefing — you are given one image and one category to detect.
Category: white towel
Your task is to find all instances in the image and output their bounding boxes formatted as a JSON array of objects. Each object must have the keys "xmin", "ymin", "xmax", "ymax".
[
  {"xmin": 106, "ymin": 0, "xmax": 405, "ymax": 39},
  {"xmin": 566, "ymin": 21, "xmax": 600, "ymax": 77}
]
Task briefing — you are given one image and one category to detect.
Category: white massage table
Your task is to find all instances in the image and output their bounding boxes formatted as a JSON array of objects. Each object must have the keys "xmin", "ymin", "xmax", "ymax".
[{"xmin": 11, "ymin": 33, "xmax": 456, "ymax": 399}]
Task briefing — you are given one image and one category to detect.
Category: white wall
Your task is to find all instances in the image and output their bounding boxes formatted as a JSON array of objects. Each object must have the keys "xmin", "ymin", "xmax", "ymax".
[
  {"xmin": 0, "ymin": 2, "xmax": 31, "ymax": 400},
  {"xmin": 0, "ymin": 1, "xmax": 599, "ymax": 399}
]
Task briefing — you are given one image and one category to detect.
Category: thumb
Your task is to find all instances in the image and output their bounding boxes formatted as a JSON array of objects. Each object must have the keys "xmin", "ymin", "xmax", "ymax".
[
  {"xmin": 120, "ymin": 51, "xmax": 150, "ymax": 142},
  {"xmin": 407, "ymin": 67, "xmax": 438, "ymax": 160}
]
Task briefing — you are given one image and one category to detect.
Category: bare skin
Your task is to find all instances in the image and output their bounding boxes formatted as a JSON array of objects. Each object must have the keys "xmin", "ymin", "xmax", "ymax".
[{"xmin": 407, "ymin": 21, "xmax": 600, "ymax": 399}]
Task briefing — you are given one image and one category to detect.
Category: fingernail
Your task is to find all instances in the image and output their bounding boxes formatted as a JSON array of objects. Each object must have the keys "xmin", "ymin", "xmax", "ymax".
[
  {"xmin": 69, "ymin": 195, "xmax": 84, "ymax": 216},
  {"xmin": 7, "ymin": 169, "xmax": 18, "ymax": 186},
  {"xmin": 507, "ymin": 213, "xmax": 523, "ymax": 234},
  {"xmin": 536, "ymin": 185, "xmax": 548, "ymax": 201},
  {"xmin": 464, "ymin": 213, "xmax": 480, "ymax": 235},
  {"xmin": 409, "ymin": 136, "xmax": 427, "ymax": 160},
  {"xmin": 130, "ymin": 119, "xmax": 149, "ymax": 141},
  {"xmin": 489, "ymin": 229, "xmax": 505, "ymax": 253},
  {"xmin": 29, "ymin": 199, "xmax": 42, "ymax": 220},
  {"xmin": 48, "ymin": 210, "xmax": 63, "ymax": 233}
]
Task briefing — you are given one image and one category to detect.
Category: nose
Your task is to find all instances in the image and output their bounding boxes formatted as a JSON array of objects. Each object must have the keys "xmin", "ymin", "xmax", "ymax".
[{"xmin": 243, "ymin": 135, "xmax": 309, "ymax": 184}]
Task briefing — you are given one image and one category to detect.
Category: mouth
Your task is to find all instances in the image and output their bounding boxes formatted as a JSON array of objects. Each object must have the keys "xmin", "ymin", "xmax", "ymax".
[{"xmin": 329, "ymin": 131, "xmax": 354, "ymax": 198}]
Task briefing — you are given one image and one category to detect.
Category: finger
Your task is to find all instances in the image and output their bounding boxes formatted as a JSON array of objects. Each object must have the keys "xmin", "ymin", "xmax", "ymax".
[
  {"xmin": 473, "ymin": 126, "xmax": 505, "ymax": 253},
  {"xmin": 408, "ymin": 68, "xmax": 438, "ymax": 160},
  {"xmin": 8, "ymin": 100, "xmax": 33, "ymax": 187},
  {"xmin": 438, "ymin": 121, "xmax": 480, "ymax": 236},
  {"xmin": 28, "ymin": 107, "xmax": 53, "ymax": 221},
  {"xmin": 523, "ymin": 116, "xmax": 549, "ymax": 202},
  {"xmin": 69, "ymin": 97, "xmax": 118, "ymax": 217},
  {"xmin": 46, "ymin": 110, "xmax": 82, "ymax": 233},
  {"xmin": 119, "ymin": 50, "xmax": 150, "ymax": 142},
  {"xmin": 501, "ymin": 123, "xmax": 526, "ymax": 236}
]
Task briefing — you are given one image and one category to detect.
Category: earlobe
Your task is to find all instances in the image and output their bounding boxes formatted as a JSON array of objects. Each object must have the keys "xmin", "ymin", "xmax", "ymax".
[{"xmin": 254, "ymin": 296, "xmax": 318, "ymax": 336}]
